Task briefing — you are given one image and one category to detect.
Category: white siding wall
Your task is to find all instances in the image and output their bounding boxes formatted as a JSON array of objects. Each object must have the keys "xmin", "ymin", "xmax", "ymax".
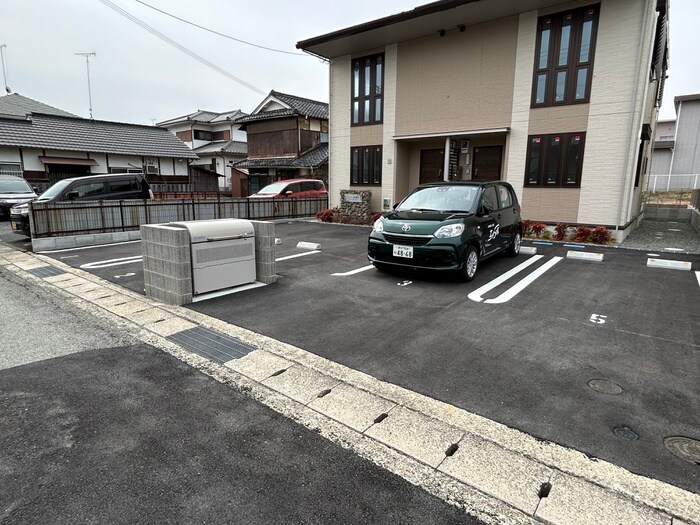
[
  {"xmin": 329, "ymin": 55, "xmax": 352, "ymax": 209},
  {"xmin": 382, "ymin": 44, "xmax": 398, "ymax": 210},
  {"xmin": 578, "ymin": 0, "xmax": 656, "ymax": 226},
  {"xmin": 506, "ymin": 11, "xmax": 538, "ymax": 205},
  {"xmin": 0, "ymin": 147, "xmax": 21, "ymax": 163},
  {"xmin": 90, "ymin": 153, "xmax": 107, "ymax": 173}
]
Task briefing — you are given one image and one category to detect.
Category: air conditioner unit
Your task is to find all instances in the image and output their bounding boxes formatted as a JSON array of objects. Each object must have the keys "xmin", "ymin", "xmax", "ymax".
[{"xmin": 146, "ymin": 165, "xmax": 160, "ymax": 174}]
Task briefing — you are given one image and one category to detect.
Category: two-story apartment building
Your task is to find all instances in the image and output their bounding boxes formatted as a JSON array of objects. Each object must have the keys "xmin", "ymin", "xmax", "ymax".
[
  {"xmin": 298, "ymin": 0, "xmax": 669, "ymax": 240},
  {"xmin": 233, "ymin": 91, "xmax": 329, "ymax": 194},
  {"xmin": 0, "ymin": 94, "xmax": 197, "ymax": 192},
  {"xmin": 158, "ymin": 109, "xmax": 248, "ymax": 192}
]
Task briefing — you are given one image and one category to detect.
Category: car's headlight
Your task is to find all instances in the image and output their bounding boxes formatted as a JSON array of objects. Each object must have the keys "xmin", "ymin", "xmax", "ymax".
[
  {"xmin": 373, "ymin": 218, "xmax": 384, "ymax": 233},
  {"xmin": 434, "ymin": 223, "xmax": 464, "ymax": 238},
  {"xmin": 12, "ymin": 204, "xmax": 29, "ymax": 216}
]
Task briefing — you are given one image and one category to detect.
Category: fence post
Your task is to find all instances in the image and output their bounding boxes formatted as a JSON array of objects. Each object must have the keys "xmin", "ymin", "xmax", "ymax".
[
  {"xmin": 666, "ymin": 175, "xmax": 671, "ymax": 192},
  {"xmin": 120, "ymin": 200, "xmax": 125, "ymax": 232}
]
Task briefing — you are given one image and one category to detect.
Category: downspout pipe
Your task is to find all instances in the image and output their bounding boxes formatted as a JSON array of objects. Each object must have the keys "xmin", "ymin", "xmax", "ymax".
[{"xmin": 616, "ymin": 0, "xmax": 652, "ymax": 233}]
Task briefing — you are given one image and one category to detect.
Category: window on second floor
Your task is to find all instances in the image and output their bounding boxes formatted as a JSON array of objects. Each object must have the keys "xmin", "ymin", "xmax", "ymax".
[
  {"xmin": 525, "ymin": 132, "xmax": 586, "ymax": 188},
  {"xmin": 532, "ymin": 5, "xmax": 599, "ymax": 108},
  {"xmin": 351, "ymin": 54, "xmax": 384, "ymax": 126},
  {"xmin": 193, "ymin": 129, "xmax": 213, "ymax": 141}
]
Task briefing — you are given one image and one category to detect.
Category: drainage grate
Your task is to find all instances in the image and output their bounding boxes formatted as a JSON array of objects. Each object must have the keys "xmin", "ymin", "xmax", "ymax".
[
  {"xmin": 27, "ymin": 265, "xmax": 66, "ymax": 278},
  {"xmin": 168, "ymin": 326, "xmax": 255, "ymax": 364},
  {"xmin": 664, "ymin": 436, "xmax": 700, "ymax": 465},
  {"xmin": 588, "ymin": 379, "xmax": 623, "ymax": 395}
]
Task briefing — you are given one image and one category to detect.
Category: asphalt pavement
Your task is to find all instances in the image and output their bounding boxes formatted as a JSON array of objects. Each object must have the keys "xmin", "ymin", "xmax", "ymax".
[{"xmin": 0, "ymin": 251, "xmax": 483, "ymax": 525}]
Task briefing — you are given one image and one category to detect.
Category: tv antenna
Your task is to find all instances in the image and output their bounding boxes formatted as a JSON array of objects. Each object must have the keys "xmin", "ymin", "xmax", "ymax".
[
  {"xmin": 0, "ymin": 45, "xmax": 11, "ymax": 94},
  {"xmin": 75, "ymin": 52, "xmax": 96, "ymax": 118}
]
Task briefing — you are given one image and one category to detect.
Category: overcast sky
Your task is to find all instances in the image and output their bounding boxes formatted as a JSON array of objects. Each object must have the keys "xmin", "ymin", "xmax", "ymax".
[{"xmin": 1, "ymin": 0, "xmax": 697, "ymax": 124}]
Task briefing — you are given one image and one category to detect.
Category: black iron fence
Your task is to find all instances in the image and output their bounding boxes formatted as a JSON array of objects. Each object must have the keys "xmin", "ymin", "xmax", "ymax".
[{"xmin": 28, "ymin": 196, "xmax": 329, "ymax": 239}]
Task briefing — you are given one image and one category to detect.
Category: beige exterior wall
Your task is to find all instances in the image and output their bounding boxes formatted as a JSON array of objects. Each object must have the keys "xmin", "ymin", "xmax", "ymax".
[
  {"xmin": 521, "ymin": 188, "xmax": 581, "ymax": 223},
  {"xmin": 394, "ymin": 15, "xmax": 519, "ymax": 137},
  {"xmin": 328, "ymin": 54, "xmax": 352, "ymax": 209},
  {"xmin": 578, "ymin": 0, "xmax": 657, "ymax": 226}
]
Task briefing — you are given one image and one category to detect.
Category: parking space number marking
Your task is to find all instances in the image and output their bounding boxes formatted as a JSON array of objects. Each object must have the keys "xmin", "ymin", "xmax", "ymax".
[
  {"xmin": 590, "ymin": 314, "xmax": 607, "ymax": 324},
  {"xmin": 397, "ymin": 280, "xmax": 412, "ymax": 287}
]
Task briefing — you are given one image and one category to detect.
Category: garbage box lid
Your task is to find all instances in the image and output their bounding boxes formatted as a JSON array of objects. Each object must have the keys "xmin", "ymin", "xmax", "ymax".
[{"xmin": 169, "ymin": 218, "xmax": 255, "ymax": 243}]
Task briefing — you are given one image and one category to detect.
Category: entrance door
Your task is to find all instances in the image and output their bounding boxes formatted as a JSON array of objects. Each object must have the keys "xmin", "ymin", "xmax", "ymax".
[
  {"xmin": 472, "ymin": 146, "xmax": 503, "ymax": 181},
  {"xmin": 420, "ymin": 149, "xmax": 444, "ymax": 184}
]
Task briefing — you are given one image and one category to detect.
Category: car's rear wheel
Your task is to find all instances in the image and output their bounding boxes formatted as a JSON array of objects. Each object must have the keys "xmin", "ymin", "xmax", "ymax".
[
  {"xmin": 459, "ymin": 245, "xmax": 479, "ymax": 282},
  {"xmin": 506, "ymin": 231, "xmax": 521, "ymax": 257}
]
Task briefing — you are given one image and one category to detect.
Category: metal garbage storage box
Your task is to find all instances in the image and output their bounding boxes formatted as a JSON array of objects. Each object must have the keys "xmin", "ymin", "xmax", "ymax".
[{"xmin": 169, "ymin": 219, "xmax": 256, "ymax": 295}]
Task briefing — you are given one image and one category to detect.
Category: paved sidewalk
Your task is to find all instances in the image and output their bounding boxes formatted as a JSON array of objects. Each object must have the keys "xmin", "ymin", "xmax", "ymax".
[{"xmin": 1, "ymin": 241, "xmax": 698, "ymax": 525}]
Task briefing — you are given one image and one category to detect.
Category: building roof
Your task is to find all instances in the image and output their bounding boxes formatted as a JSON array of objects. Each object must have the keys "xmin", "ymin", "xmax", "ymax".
[
  {"xmin": 0, "ymin": 113, "xmax": 198, "ymax": 159},
  {"xmin": 233, "ymin": 142, "xmax": 328, "ymax": 169},
  {"xmin": 236, "ymin": 90, "xmax": 328, "ymax": 124},
  {"xmin": 297, "ymin": 0, "xmax": 590, "ymax": 59},
  {"xmin": 193, "ymin": 140, "xmax": 248, "ymax": 155},
  {"xmin": 0, "ymin": 93, "xmax": 78, "ymax": 118},
  {"xmin": 157, "ymin": 108, "xmax": 247, "ymax": 126}
]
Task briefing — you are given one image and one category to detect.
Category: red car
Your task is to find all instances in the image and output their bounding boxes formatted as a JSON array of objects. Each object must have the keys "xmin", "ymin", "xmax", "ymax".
[{"xmin": 249, "ymin": 179, "xmax": 327, "ymax": 198}]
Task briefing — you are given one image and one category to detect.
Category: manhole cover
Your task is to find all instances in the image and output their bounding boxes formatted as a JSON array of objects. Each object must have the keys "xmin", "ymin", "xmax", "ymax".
[
  {"xmin": 664, "ymin": 436, "xmax": 700, "ymax": 465},
  {"xmin": 613, "ymin": 426, "xmax": 639, "ymax": 441},
  {"xmin": 588, "ymin": 379, "xmax": 623, "ymax": 395}
]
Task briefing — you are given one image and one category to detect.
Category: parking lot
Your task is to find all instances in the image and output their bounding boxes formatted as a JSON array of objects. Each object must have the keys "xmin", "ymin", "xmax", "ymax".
[{"xmin": 15, "ymin": 219, "xmax": 700, "ymax": 493}]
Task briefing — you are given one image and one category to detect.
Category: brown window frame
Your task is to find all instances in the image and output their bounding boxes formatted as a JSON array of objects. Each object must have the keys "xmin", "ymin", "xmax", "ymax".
[
  {"xmin": 351, "ymin": 54, "xmax": 384, "ymax": 127},
  {"xmin": 524, "ymin": 132, "xmax": 586, "ymax": 188},
  {"xmin": 350, "ymin": 145, "xmax": 383, "ymax": 186},
  {"xmin": 531, "ymin": 5, "xmax": 599, "ymax": 108}
]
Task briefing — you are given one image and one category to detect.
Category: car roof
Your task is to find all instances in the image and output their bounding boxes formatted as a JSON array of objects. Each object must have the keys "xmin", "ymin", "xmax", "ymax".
[
  {"xmin": 272, "ymin": 178, "xmax": 324, "ymax": 184},
  {"xmin": 54, "ymin": 173, "xmax": 144, "ymax": 184}
]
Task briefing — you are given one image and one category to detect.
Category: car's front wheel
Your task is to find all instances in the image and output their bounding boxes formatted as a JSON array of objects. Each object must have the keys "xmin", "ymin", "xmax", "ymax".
[
  {"xmin": 459, "ymin": 245, "xmax": 479, "ymax": 282},
  {"xmin": 505, "ymin": 231, "xmax": 521, "ymax": 257}
]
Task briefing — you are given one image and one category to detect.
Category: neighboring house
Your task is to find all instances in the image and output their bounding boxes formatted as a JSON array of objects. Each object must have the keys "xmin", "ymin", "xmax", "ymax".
[
  {"xmin": 0, "ymin": 93, "xmax": 198, "ymax": 192},
  {"xmin": 650, "ymin": 94, "xmax": 700, "ymax": 192},
  {"xmin": 158, "ymin": 109, "xmax": 248, "ymax": 193},
  {"xmin": 233, "ymin": 91, "xmax": 329, "ymax": 195},
  {"xmin": 297, "ymin": 0, "xmax": 669, "ymax": 240}
]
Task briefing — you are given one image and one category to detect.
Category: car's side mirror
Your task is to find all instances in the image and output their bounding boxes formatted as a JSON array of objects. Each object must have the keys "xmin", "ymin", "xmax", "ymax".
[
  {"xmin": 392, "ymin": 203, "xmax": 398, "ymax": 209},
  {"xmin": 479, "ymin": 204, "xmax": 493, "ymax": 216},
  {"xmin": 66, "ymin": 191, "xmax": 79, "ymax": 201},
  {"xmin": 32, "ymin": 187, "xmax": 38, "ymax": 192}
]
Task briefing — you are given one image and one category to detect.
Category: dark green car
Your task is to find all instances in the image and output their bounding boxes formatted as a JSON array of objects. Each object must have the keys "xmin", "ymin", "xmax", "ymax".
[{"xmin": 368, "ymin": 181, "xmax": 522, "ymax": 281}]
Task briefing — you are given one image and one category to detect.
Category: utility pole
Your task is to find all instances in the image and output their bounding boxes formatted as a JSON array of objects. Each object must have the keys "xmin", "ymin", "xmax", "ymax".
[
  {"xmin": 0, "ymin": 45, "xmax": 10, "ymax": 94},
  {"xmin": 75, "ymin": 52, "xmax": 96, "ymax": 118}
]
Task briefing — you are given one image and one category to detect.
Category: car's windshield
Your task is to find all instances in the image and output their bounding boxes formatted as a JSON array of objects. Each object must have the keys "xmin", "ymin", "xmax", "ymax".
[
  {"xmin": 0, "ymin": 179, "xmax": 33, "ymax": 194},
  {"xmin": 397, "ymin": 185, "xmax": 479, "ymax": 213},
  {"xmin": 256, "ymin": 182, "xmax": 288, "ymax": 194},
  {"xmin": 38, "ymin": 179, "xmax": 72, "ymax": 200}
]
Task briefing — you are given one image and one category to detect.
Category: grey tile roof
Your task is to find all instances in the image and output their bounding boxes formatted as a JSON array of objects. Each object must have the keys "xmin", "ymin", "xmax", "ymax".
[
  {"xmin": 193, "ymin": 140, "xmax": 247, "ymax": 155},
  {"xmin": 235, "ymin": 91, "xmax": 328, "ymax": 124},
  {"xmin": 158, "ymin": 109, "xmax": 247, "ymax": 126},
  {"xmin": 0, "ymin": 113, "xmax": 198, "ymax": 159},
  {"xmin": 0, "ymin": 93, "xmax": 78, "ymax": 118},
  {"xmin": 233, "ymin": 142, "xmax": 327, "ymax": 169},
  {"xmin": 293, "ymin": 142, "xmax": 328, "ymax": 167}
]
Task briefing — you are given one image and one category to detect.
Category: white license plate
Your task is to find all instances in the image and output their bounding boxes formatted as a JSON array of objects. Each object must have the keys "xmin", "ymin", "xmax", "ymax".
[{"xmin": 393, "ymin": 244, "xmax": 413, "ymax": 258}]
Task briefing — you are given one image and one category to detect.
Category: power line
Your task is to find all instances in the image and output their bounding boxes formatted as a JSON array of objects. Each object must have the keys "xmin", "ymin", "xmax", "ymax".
[
  {"xmin": 97, "ymin": 0, "xmax": 266, "ymax": 96},
  {"xmin": 133, "ymin": 0, "xmax": 308, "ymax": 57}
]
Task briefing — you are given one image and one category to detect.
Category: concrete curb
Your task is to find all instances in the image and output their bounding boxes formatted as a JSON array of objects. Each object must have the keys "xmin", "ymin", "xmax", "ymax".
[{"xmin": 1, "ymin": 242, "xmax": 698, "ymax": 525}]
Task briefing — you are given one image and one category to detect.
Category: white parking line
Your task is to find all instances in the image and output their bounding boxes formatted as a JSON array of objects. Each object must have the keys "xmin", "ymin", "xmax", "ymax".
[
  {"xmin": 79, "ymin": 256, "xmax": 143, "ymax": 269},
  {"xmin": 695, "ymin": 271, "xmax": 700, "ymax": 288},
  {"xmin": 275, "ymin": 250, "xmax": 321, "ymax": 262},
  {"xmin": 332, "ymin": 264, "xmax": 375, "ymax": 277},
  {"xmin": 467, "ymin": 255, "xmax": 543, "ymax": 303},
  {"xmin": 484, "ymin": 257, "xmax": 563, "ymax": 304}
]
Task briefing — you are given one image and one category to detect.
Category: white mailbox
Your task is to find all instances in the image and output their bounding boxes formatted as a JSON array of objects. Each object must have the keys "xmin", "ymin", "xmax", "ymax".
[{"xmin": 169, "ymin": 219, "xmax": 256, "ymax": 295}]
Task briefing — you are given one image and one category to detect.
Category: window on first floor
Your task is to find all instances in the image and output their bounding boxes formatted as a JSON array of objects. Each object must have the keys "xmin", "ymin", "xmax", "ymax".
[
  {"xmin": 0, "ymin": 162, "xmax": 22, "ymax": 177},
  {"xmin": 525, "ymin": 132, "xmax": 586, "ymax": 187},
  {"xmin": 351, "ymin": 145, "xmax": 382, "ymax": 186}
]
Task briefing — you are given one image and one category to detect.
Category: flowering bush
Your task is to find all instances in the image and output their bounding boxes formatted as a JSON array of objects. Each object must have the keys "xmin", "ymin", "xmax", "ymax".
[
  {"xmin": 531, "ymin": 223, "xmax": 546, "ymax": 237},
  {"xmin": 521, "ymin": 219, "xmax": 533, "ymax": 237},
  {"xmin": 554, "ymin": 223, "xmax": 569, "ymax": 241},
  {"xmin": 574, "ymin": 226, "xmax": 593, "ymax": 243},
  {"xmin": 316, "ymin": 209, "xmax": 336, "ymax": 223},
  {"xmin": 590, "ymin": 226, "xmax": 612, "ymax": 245}
]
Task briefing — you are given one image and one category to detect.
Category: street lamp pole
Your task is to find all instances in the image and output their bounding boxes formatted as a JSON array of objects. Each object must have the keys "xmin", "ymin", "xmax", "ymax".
[{"xmin": 75, "ymin": 52, "xmax": 96, "ymax": 118}]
